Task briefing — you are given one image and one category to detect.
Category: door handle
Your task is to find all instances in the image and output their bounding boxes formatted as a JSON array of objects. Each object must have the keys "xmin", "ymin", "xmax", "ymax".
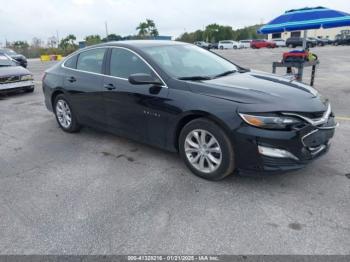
[
  {"xmin": 67, "ymin": 76, "xmax": 76, "ymax": 83},
  {"xmin": 104, "ymin": 83, "xmax": 116, "ymax": 90}
]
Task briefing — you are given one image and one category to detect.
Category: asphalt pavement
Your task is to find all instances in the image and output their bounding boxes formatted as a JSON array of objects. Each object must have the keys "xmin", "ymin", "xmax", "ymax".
[{"xmin": 0, "ymin": 46, "xmax": 349, "ymax": 255}]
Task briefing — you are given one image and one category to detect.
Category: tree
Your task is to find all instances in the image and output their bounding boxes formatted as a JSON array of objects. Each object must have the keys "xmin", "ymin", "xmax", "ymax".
[
  {"xmin": 136, "ymin": 22, "xmax": 149, "ymax": 38},
  {"xmin": 85, "ymin": 35, "xmax": 102, "ymax": 46},
  {"xmin": 136, "ymin": 19, "xmax": 159, "ymax": 38},
  {"xmin": 59, "ymin": 34, "xmax": 77, "ymax": 50},
  {"xmin": 12, "ymin": 41, "xmax": 29, "ymax": 49},
  {"xmin": 48, "ymin": 36, "xmax": 58, "ymax": 48},
  {"xmin": 102, "ymin": 33, "xmax": 122, "ymax": 42},
  {"xmin": 176, "ymin": 23, "xmax": 264, "ymax": 43},
  {"xmin": 58, "ymin": 34, "xmax": 78, "ymax": 56},
  {"xmin": 9, "ymin": 41, "xmax": 29, "ymax": 57},
  {"xmin": 66, "ymin": 34, "xmax": 76, "ymax": 46},
  {"xmin": 32, "ymin": 37, "xmax": 42, "ymax": 48},
  {"xmin": 146, "ymin": 19, "xmax": 159, "ymax": 37}
]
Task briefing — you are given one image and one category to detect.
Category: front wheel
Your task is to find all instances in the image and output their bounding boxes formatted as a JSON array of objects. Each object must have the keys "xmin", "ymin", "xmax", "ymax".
[
  {"xmin": 54, "ymin": 94, "xmax": 80, "ymax": 133},
  {"xmin": 179, "ymin": 118, "xmax": 235, "ymax": 180}
]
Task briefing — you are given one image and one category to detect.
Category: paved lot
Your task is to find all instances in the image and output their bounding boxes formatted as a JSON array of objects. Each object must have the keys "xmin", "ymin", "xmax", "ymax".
[{"xmin": 0, "ymin": 46, "xmax": 349, "ymax": 255}]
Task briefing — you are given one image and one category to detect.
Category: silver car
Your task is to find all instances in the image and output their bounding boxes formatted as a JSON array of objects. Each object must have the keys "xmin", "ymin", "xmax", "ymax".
[{"xmin": 0, "ymin": 53, "xmax": 34, "ymax": 93}]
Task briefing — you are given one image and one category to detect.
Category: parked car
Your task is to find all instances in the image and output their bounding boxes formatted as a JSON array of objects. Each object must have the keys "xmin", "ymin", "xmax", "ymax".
[
  {"xmin": 239, "ymin": 40, "xmax": 252, "ymax": 48},
  {"xmin": 43, "ymin": 41, "xmax": 336, "ymax": 180},
  {"xmin": 0, "ymin": 48, "xmax": 28, "ymax": 68},
  {"xmin": 308, "ymin": 37, "xmax": 328, "ymax": 46},
  {"xmin": 285, "ymin": 37, "xmax": 316, "ymax": 48},
  {"xmin": 0, "ymin": 52, "xmax": 34, "ymax": 93},
  {"xmin": 272, "ymin": 39, "xmax": 286, "ymax": 47},
  {"xmin": 218, "ymin": 40, "xmax": 241, "ymax": 49},
  {"xmin": 209, "ymin": 42, "xmax": 219, "ymax": 49},
  {"xmin": 250, "ymin": 39, "xmax": 276, "ymax": 49},
  {"xmin": 333, "ymin": 35, "xmax": 350, "ymax": 46},
  {"xmin": 194, "ymin": 41, "xmax": 210, "ymax": 49}
]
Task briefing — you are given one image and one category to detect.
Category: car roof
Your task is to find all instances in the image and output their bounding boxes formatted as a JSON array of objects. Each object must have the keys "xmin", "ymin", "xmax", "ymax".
[{"xmin": 93, "ymin": 40, "xmax": 186, "ymax": 49}]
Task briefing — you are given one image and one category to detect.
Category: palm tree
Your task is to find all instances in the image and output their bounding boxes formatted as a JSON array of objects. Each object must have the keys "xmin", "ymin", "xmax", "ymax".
[
  {"xmin": 67, "ymin": 34, "xmax": 76, "ymax": 46},
  {"xmin": 136, "ymin": 22, "xmax": 149, "ymax": 37},
  {"xmin": 150, "ymin": 28, "xmax": 159, "ymax": 37},
  {"xmin": 146, "ymin": 19, "xmax": 155, "ymax": 29}
]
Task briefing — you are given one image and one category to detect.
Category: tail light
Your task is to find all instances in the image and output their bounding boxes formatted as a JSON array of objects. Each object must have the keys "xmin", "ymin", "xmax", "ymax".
[{"xmin": 41, "ymin": 72, "xmax": 47, "ymax": 82}]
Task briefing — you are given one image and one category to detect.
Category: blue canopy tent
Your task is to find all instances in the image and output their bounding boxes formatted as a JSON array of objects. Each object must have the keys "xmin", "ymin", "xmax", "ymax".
[{"xmin": 258, "ymin": 6, "xmax": 350, "ymax": 48}]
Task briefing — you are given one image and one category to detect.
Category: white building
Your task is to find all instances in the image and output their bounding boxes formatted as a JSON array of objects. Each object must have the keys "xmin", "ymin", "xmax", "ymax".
[{"xmin": 267, "ymin": 26, "xmax": 350, "ymax": 40}]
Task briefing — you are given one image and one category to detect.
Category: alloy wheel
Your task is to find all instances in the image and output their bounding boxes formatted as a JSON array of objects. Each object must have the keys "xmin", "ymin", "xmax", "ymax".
[
  {"xmin": 184, "ymin": 129, "xmax": 222, "ymax": 173},
  {"xmin": 56, "ymin": 99, "xmax": 72, "ymax": 129}
]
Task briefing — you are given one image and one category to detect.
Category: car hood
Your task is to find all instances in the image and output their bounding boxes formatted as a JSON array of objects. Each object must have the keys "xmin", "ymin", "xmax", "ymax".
[
  {"xmin": 188, "ymin": 70, "xmax": 328, "ymax": 113},
  {"xmin": 0, "ymin": 66, "xmax": 30, "ymax": 77}
]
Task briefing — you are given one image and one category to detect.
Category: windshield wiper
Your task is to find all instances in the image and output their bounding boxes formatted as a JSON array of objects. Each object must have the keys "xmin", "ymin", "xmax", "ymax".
[
  {"xmin": 213, "ymin": 70, "xmax": 237, "ymax": 78},
  {"xmin": 178, "ymin": 76, "xmax": 212, "ymax": 81}
]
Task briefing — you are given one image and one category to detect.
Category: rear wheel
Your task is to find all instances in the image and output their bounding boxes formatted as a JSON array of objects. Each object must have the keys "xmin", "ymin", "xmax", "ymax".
[
  {"xmin": 179, "ymin": 118, "xmax": 235, "ymax": 180},
  {"xmin": 54, "ymin": 94, "xmax": 80, "ymax": 133}
]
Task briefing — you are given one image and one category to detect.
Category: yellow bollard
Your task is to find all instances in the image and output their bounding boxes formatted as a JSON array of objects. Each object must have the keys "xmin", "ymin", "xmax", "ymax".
[{"xmin": 40, "ymin": 55, "xmax": 62, "ymax": 62}]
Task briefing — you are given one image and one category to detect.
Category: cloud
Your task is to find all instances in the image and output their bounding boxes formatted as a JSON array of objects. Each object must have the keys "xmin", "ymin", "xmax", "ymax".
[{"xmin": 0, "ymin": 0, "xmax": 349, "ymax": 44}]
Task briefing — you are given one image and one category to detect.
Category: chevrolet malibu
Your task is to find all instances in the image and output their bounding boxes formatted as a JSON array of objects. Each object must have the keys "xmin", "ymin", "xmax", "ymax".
[{"xmin": 42, "ymin": 41, "xmax": 337, "ymax": 180}]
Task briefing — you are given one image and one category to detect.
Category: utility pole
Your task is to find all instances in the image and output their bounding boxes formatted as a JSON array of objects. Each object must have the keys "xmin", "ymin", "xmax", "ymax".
[
  {"xmin": 56, "ymin": 30, "xmax": 60, "ymax": 48},
  {"xmin": 105, "ymin": 21, "xmax": 109, "ymax": 42}
]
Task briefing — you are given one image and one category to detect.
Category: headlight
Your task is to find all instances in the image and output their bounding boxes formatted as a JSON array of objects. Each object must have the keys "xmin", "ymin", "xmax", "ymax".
[
  {"xmin": 239, "ymin": 113, "xmax": 301, "ymax": 130},
  {"xmin": 21, "ymin": 74, "xmax": 33, "ymax": 81}
]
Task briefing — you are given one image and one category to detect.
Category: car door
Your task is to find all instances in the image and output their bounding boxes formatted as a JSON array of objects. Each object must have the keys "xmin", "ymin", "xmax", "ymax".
[
  {"xmin": 102, "ymin": 47, "xmax": 169, "ymax": 147},
  {"xmin": 63, "ymin": 48, "xmax": 108, "ymax": 128}
]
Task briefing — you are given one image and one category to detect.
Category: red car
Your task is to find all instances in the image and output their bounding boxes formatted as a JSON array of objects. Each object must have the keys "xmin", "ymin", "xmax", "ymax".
[{"xmin": 250, "ymin": 39, "xmax": 276, "ymax": 49}]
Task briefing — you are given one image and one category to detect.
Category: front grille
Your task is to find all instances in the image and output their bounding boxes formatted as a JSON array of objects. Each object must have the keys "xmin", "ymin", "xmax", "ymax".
[
  {"xmin": 0, "ymin": 76, "xmax": 21, "ymax": 84},
  {"xmin": 262, "ymin": 156, "xmax": 298, "ymax": 167},
  {"xmin": 294, "ymin": 111, "xmax": 325, "ymax": 119}
]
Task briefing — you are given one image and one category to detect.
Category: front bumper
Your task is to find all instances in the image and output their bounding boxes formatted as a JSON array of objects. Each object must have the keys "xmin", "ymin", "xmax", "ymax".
[
  {"xmin": 232, "ymin": 116, "xmax": 336, "ymax": 173},
  {"xmin": 0, "ymin": 80, "xmax": 34, "ymax": 92}
]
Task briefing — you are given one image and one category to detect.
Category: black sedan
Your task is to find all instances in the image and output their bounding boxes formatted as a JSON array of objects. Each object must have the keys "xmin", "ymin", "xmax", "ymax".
[
  {"xmin": 0, "ymin": 53, "xmax": 34, "ymax": 93},
  {"xmin": 43, "ymin": 41, "xmax": 337, "ymax": 180},
  {"xmin": 0, "ymin": 48, "xmax": 28, "ymax": 68}
]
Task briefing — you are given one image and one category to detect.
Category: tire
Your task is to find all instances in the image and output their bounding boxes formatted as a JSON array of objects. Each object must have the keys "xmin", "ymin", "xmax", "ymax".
[
  {"xmin": 54, "ymin": 94, "xmax": 80, "ymax": 133},
  {"xmin": 219, "ymin": 46, "xmax": 223, "ymax": 50},
  {"xmin": 288, "ymin": 44, "xmax": 293, "ymax": 48},
  {"xmin": 233, "ymin": 46, "xmax": 237, "ymax": 49},
  {"xmin": 179, "ymin": 118, "xmax": 235, "ymax": 180}
]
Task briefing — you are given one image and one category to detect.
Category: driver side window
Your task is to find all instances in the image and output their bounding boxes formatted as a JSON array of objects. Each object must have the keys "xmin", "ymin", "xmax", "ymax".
[{"xmin": 109, "ymin": 48, "xmax": 153, "ymax": 79}]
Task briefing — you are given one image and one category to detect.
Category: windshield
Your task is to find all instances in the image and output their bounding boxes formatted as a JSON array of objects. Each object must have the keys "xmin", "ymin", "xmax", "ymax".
[
  {"xmin": 0, "ymin": 49, "xmax": 17, "ymax": 55},
  {"xmin": 0, "ymin": 54, "xmax": 16, "ymax": 66},
  {"xmin": 141, "ymin": 44, "xmax": 238, "ymax": 78}
]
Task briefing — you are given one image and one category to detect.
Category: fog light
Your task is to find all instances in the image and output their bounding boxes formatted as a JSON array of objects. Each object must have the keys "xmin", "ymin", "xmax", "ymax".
[{"xmin": 258, "ymin": 145, "xmax": 299, "ymax": 161}]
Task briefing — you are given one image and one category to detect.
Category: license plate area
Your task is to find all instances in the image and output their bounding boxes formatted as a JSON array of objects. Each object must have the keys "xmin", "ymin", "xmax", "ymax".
[{"xmin": 302, "ymin": 129, "xmax": 334, "ymax": 148}]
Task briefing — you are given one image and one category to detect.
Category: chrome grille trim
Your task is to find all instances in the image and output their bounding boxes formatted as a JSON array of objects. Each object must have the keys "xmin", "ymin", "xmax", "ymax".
[
  {"xmin": 0, "ymin": 76, "xmax": 21, "ymax": 84},
  {"xmin": 282, "ymin": 103, "xmax": 338, "ymax": 129}
]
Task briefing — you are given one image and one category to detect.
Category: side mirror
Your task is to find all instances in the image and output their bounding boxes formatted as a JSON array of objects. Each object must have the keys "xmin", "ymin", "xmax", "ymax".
[{"xmin": 128, "ymin": 73, "xmax": 163, "ymax": 86}]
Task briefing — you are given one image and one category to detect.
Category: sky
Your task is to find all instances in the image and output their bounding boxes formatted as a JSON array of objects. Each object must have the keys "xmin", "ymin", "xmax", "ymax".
[{"xmin": 0, "ymin": 0, "xmax": 349, "ymax": 44}]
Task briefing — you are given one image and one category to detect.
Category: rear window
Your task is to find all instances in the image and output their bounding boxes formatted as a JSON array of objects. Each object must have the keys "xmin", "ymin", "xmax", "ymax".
[
  {"xmin": 76, "ymin": 48, "xmax": 106, "ymax": 74},
  {"xmin": 64, "ymin": 55, "xmax": 78, "ymax": 69}
]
